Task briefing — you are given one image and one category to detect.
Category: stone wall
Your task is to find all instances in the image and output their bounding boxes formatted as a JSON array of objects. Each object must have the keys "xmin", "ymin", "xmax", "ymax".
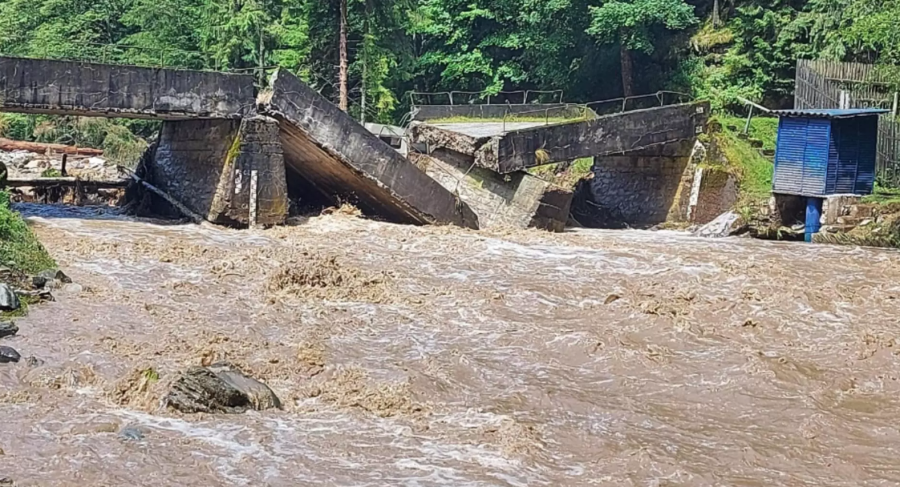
[
  {"xmin": 212, "ymin": 116, "xmax": 288, "ymax": 226},
  {"xmin": 574, "ymin": 141, "xmax": 693, "ymax": 227},
  {"xmin": 149, "ymin": 117, "xmax": 287, "ymax": 226},
  {"xmin": 409, "ymin": 149, "xmax": 572, "ymax": 232}
]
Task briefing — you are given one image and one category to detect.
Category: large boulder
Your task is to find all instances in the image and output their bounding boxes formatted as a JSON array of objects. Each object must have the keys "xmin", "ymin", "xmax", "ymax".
[
  {"xmin": 694, "ymin": 211, "xmax": 745, "ymax": 238},
  {"xmin": 37, "ymin": 269, "xmax": 72, "ymax": 285},
  {"xmin": 165, "ymin": 363, "xmax": 281, "ymax": 414},
  {"xmin": 0, "ymin": 346, "xmax": 20, "ymax": 363},
  {"xmin": 0, "ymin": 322, "xmax": 17, "ymax": 338},
  {"xmin": 0, "ymin": 284, "xmax": 19, "ymax": 311}
]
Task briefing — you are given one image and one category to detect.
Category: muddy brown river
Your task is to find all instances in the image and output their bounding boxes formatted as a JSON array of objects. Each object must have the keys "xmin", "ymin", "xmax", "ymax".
[{"xmin": 2, "ymin": 204, "xmax": 900, "ymax": 486}]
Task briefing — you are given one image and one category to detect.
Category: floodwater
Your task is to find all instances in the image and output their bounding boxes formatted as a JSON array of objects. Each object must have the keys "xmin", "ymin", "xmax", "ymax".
[{"xmin": 3, "ymin": 205, "xmax": 900, "ymax": 486}]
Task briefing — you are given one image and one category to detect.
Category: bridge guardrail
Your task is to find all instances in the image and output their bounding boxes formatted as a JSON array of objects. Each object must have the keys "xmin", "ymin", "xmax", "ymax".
[{"xmin": 496, "ymin": 91, "xmax": 693, "ymax": 131}]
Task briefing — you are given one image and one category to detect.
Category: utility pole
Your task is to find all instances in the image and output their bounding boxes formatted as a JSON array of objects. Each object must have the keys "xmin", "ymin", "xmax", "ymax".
[{"xmin": 258, "ymin": 23, "xmax": 265, "ymax": 86}]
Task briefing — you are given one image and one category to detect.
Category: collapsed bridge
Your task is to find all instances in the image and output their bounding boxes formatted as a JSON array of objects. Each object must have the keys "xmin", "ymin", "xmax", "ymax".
[{"xmin": 0, "ymin": 56, "xmax": 709, "ymax": 231}]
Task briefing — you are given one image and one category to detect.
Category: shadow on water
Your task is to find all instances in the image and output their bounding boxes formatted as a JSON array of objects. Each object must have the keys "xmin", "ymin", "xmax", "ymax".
[{"xmin": 12, "ymin": 202, "xmax": 193, "ymax": 227}]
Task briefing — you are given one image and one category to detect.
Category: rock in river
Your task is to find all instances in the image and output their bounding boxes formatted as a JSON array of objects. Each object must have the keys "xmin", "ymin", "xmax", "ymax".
[
  {"xmin": 118, "ymin": 426, "xmax": 145, "ymax": 441},
  {"xmin": 31, "ymin": 275, "xmax": 47, "ymax": 289},
  {"xmin": 37, "ymin": 269, "xmax": 72, "ymax": 284},
  {"xmin": 0, "ymin": 284, "xmax": 19, "ymax": 311},
  {"xmin": 0, "ymin": 322, "xmax": 17, "ymax": 339},
  {"xmin": 0, "ymin": 346, "xmax": 21, "ymax": 363},
  {"xmin": 165, "ymin": 363, "xmax": 281, "ymax": 414}
]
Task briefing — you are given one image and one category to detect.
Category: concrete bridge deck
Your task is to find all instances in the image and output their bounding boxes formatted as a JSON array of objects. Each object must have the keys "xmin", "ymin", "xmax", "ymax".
[
  {"xmin": 410, "ymin": 101, "xmax": 709, "ymax": 173},
  {"xmin": 0, "ymin": 56, "xmax": 255, "ymax": 119}
]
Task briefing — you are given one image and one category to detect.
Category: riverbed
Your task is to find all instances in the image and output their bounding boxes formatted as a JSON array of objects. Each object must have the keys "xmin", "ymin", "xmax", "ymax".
[{"xmin": 2, "ymin": 205, "xmax": 900, "ymax": 486}]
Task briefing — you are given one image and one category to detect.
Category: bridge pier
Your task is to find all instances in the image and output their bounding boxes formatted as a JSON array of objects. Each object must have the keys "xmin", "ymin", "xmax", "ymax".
[{"xmin": 148, "ymin": 116, "xmax": 288, "ymax": 227}]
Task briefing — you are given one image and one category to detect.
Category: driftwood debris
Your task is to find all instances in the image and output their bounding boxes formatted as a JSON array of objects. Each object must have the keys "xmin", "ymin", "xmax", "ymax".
[
  {"xmin": 121, "ymin": 167, "xmax": 214, "ymax": 227},
  {"xmin": 0, "ymin": 138, "xmax": 104, "ymax": 156}
]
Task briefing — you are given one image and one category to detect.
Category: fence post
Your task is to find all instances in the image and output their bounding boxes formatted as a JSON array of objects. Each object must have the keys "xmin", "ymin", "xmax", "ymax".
[
  {"xmin": 893, "ymin": 92, "xmax": 898, "ymax": 117},
  {"xmin": 743, "ymin": 106, "xmax": 754, "ymax": 135}
]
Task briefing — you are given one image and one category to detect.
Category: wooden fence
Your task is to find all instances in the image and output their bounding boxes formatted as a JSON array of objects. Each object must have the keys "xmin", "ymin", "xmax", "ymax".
[{"xmin": 795, "ymin": 59, "xmax": 900, "ymax": 187}]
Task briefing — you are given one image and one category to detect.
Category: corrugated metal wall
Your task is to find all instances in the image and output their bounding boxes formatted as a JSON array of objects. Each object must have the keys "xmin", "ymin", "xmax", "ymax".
[{"xmin": 774, "ymin": 118, "xmax": 831, "ymax": 195}]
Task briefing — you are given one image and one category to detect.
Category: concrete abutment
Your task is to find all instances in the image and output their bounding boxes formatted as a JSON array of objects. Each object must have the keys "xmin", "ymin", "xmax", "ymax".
[{"xmin": 148, "ymin": 116, "xmax": 288, "ymax": 227}]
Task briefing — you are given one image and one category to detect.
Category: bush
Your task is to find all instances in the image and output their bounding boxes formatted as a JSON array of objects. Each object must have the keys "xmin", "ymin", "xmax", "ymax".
[{"xmin": 0, "ymin": 191, "xmax": 56, "ymax": 273}]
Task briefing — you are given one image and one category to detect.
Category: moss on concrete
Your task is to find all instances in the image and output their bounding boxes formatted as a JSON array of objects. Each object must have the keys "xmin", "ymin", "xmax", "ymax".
[{"xmin": 527, "ymin": 157, "xmax": 594, "ymax": 189}]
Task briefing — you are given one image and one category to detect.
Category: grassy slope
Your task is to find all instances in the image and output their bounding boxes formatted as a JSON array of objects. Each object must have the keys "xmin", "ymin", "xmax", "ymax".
[
  {"xmin": 712, "ymin": 115, "xmax": 776, "ymax": 204},
  {"xmin": 0, "ymin": 191, "xmax": 55, "ymax": 274}
]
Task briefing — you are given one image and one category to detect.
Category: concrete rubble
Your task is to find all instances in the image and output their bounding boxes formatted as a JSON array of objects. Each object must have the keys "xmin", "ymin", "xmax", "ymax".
[{"xmin": 408, "ymin": 149, "xmax": 572, "ymax": 232}]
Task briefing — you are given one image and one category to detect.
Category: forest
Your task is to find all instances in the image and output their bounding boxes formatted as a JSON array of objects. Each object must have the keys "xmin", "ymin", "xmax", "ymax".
[{"xmin": 0, "ymin": 0, "xmax": 896, "ymax": 124}]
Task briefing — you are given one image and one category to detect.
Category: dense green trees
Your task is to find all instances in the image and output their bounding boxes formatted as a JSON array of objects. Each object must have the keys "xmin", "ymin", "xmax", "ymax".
[
  {"xmin": 587, "ymin": 0, "xmax": 697, "ymax": 97},
  {"xmin": 0, "ymin": 0, "xmax": 897, "ymax": 122}
]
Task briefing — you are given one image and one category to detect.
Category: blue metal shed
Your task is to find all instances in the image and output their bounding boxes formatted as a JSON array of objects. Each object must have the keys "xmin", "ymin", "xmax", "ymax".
[
  {"xmin": 773, "ymin": 108, "xmax": 886, "ymax": 197},
  {"xmin": 771, "ymin": 108, "xmax": 887, "ymax": 241}
]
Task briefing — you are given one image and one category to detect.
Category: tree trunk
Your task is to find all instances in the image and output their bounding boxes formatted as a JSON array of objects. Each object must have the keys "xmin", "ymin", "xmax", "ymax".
[
  {"xmin": 620, "ymin": 41, "xmax": 634, "ymax": 98},
  {"xmin": 0, "ymin": 138, "xmax": 103, "ymax": 156},
  {"xmin": 361, "ymin": 54, "xmax": 367, "ymax": 124},
  {"xmin": 339, "ymin": 0, "xmax": 349, "ymax": 112}
]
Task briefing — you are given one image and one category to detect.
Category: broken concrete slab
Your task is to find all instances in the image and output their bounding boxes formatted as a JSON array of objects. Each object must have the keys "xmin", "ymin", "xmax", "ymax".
[
  {"xmin": 409, "ymin": 148, "xmax": 572, "ymax": 232},
  {"xmin": 149, "ymin": 116, "xmax": 288, "ymax": 226},
  {"xmin": 410, "ymin": 102, "xmax": 710, "ymax": 174},
  {"xmin": 0, "ymin": 56, "xmax": 255, "ymax": 119},
  {"xmin": 258, "ymin": 69, "xmax": 478, "ymax": 229}
]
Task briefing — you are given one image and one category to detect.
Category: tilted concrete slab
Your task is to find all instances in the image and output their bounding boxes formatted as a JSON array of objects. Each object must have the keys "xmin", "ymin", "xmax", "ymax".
[
  {"xmin": 258, "ymin": 69, "xmax": 478, "ymax": 228},
  {"xmin": 0, "ymin": 56, "xmax": 255, "ymax": 119},
  {"xmin": 409, "ymin": 148, "xmax": 572, "ymax": 232},
  {"xmin": 410, "ymin": 101, "xmax": 710, "ymax": 174}
]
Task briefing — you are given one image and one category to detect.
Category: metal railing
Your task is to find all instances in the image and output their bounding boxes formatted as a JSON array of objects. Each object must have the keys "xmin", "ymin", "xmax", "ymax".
[
  {"xmin": 409, "ymin": 89, "xmax": 566, "ymax": 107},
  {"xmin": 0, "ymin": 41, "xmax": 279, "ymax": 81},
  {"xmin": 495, "ymin": 90, "xmax": 693, "ymax": 131}
]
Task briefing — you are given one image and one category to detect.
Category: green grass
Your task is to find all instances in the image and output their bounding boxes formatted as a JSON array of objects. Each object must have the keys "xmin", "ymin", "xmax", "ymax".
[
  {"xmin": 527, "ymin": 157, "xmax": 595, "ymax": 188},
  {"xmin": 862, "ymin": 184, "xmax": 900, "ymax": 205},
  {"xmin": 0, "ymin": 191, "xmax": 56, "ymax": 274},
  {"xmin": 717, "ymin": 114, "xmax": 779, "ymax": 151},
  {"xmin": 40, "ymin": 168, "xmax": 62, "ymax": 178},
  {"xmin": 713, "ymin": 115, "xmax": 774, "ymax": 202}
]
